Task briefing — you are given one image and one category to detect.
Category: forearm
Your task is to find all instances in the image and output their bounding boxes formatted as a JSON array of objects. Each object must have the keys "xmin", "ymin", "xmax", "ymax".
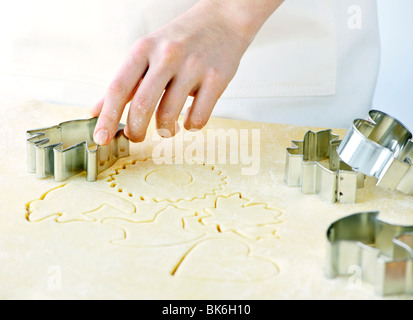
[{"xmin": 200, "ymin": 0, "xmax": 284, "ymax": 44}]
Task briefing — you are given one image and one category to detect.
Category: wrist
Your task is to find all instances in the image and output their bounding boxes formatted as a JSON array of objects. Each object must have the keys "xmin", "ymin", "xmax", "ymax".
[{"xmin": 200, "ymin": 0, "xmax": 284, "ymax": 45}]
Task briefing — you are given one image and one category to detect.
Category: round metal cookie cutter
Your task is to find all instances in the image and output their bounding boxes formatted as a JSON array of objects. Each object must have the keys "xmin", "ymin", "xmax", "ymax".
[{"xmin": 337, "ymin": 110, "xmax": 413, "ymax": 194}]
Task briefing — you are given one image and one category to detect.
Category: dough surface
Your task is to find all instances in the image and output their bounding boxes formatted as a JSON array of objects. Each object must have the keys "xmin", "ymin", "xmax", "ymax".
[{"xmin": 0, "ymin": 100, "xmax": 412, "ymax": 300}]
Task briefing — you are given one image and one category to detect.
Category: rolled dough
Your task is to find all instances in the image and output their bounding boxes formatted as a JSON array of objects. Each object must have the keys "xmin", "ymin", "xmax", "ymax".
[{"xmin": 0, "ymin": 100, "xmax": 412, "ymax": 300}]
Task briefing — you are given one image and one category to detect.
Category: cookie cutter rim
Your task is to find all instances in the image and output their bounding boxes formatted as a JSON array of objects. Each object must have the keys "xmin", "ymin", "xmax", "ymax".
[
  {"xmin": 326, "ymin": 211, "xmax": 413, "ymax": 296},
  {"xmin": 284, "ymin": 129, "xmax": 364, "ymax": 204},
  {"xmin": 27, "ymin": 117, "xmax": 129, "ymax": 182},
  {"xmin": 337, "ymin": 109, "xmax": 413, "ymax": 195}
]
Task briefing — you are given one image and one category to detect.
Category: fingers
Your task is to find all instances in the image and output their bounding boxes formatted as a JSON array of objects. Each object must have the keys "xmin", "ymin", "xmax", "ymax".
[
  {"xmin": 184, "ymin": 71, "xmax": 227, "ymax": 131},
  {"xmin": 93, "ymin": 32, "xmax": 231, "ymax": 146},
  {"xmin": 93, "ymin": 41, "xmax": 150, "ymax": 145},
  {"xmin": 90, "ymin": 97, "xmax": 104, "ymax": 117},
  {"xmin": 91, "ymin": 81, "xmax": 141, "ymax": 118},
  {"xmin": 124, "ymin": 66, "xmax": 174, "ymax": 143},
  {"xmin": 155, "ymin": 76, "xmax": 197, "ymax": 138},
  {"xmin": 94, "ymin": 67, "xmax": 226, "ymax": 145}
]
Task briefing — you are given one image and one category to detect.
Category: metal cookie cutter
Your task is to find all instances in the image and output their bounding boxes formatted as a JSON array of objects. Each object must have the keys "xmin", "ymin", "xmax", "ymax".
[
  {"xmin": 326, "ymin": 211, "xmax": 413, "ymax": 296},
  {"xmin": 284, "ymin": 130, "xmax": 364, "ymax": 203},
  {"xmin": 338, "ymin": 110, "xmax": 413, "ymax": 195},
  {"xmin": 27, "ymin": 118, "xmax": 129, "ymax": 182}
]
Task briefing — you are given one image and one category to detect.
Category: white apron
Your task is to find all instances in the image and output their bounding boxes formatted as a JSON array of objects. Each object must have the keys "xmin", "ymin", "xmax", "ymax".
[{"xmin": 0, "ymin": 0, "xmax": 380, "ymax": 128}]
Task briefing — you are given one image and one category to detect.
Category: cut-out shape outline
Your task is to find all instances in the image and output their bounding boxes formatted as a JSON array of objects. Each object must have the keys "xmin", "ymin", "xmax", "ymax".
[{"xmin": 106, "ymin": 157, "xmax": 227, "ymax": 203}]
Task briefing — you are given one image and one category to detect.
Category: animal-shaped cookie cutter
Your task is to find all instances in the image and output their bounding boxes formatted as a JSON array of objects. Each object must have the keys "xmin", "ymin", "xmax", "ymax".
[
  {"xmin": 27, "ymin": 117, "xmax": 129, "ymax": 182},
  {"xmin": 338, "ymin": 110, "xmax": 413, "ymax": 195},
  {"xmin": 284, "ymin": 130, "xmax": 365, "ymax": 203},
  {"xmin": 326, "ymin": 211, "xmax": 413, "ymax": 296}
]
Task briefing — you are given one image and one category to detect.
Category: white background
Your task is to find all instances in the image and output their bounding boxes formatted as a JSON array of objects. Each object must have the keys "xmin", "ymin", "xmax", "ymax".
[
  {"xmin": 1, "ymin": 1, "xmax": 411, "ymax": 131},
  {"xmin": 373, "ymin": 0, "xmax": 413, "ymax": 131}
]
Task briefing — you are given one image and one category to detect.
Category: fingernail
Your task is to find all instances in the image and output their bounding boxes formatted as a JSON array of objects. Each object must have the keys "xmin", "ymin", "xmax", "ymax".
[
  {"xmin": 157, "ymin": 127, "xmax": 173, "ymax": 138},
  {"xmin": 187, "ymin": 126, "xmax": 200, "ymax": 133},
  {"xmin": 94, "ymin": 129, "xmax": 108, "ymax": 145}
]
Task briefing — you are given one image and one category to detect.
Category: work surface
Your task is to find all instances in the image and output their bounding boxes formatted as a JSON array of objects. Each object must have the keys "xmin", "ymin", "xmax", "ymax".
[{"xmin": 0, "ymin": 100, "xmax": 412, "ymax": 300}]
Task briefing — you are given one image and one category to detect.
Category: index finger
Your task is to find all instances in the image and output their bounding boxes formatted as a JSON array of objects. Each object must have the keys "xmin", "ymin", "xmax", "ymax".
[{"xmin": 93, "ymin": 41, "xmax": 150, "ymax": 145}]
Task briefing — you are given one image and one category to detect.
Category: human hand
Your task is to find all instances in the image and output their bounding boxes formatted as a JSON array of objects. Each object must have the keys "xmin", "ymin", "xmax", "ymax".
[{"xmin": 92, "ymin": 0, "xmax": 283, "ymax": 145}]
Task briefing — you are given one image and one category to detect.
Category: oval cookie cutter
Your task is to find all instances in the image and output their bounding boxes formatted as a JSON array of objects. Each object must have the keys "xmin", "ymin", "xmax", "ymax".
[
  {"xmin": 326, "ymin": 211, "xmax": 413, "ymax": 296},
  {"xmin": 338, "ymin": 110, "xmax": 413, "ymax": 195}
]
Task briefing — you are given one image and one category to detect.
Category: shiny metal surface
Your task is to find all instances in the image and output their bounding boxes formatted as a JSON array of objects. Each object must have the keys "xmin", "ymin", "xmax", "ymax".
[
  {"xmin": 326, "ymin": 212, "xmax": 413, "ymax": 296},
  {"xmin": 338, "ymin": 110, "xmax": 413, "ymax": 195},
  {"xmin": 27, "ymin": 118, "xmax": 129, "ymax": 182},
  {"xmin": 284, "ymin": 130, "xmax": 364, "ymax": 204}
]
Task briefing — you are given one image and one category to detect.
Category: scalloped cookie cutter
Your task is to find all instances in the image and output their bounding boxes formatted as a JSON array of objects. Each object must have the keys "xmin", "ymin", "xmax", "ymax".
[
  {"xmin": 284, "ymin": 130, "xmax": 364, "ymax": 204},
  {"xmin": 326, "ymin": 211, "xmax": 413, "ymax": 296},
  {"xmin": 27, "ymin": 118, "xmax": 129, "ymax": 182},
  {"xmin": 338, "ymin": 110, "xmax": 413, "ymax": 195}
]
